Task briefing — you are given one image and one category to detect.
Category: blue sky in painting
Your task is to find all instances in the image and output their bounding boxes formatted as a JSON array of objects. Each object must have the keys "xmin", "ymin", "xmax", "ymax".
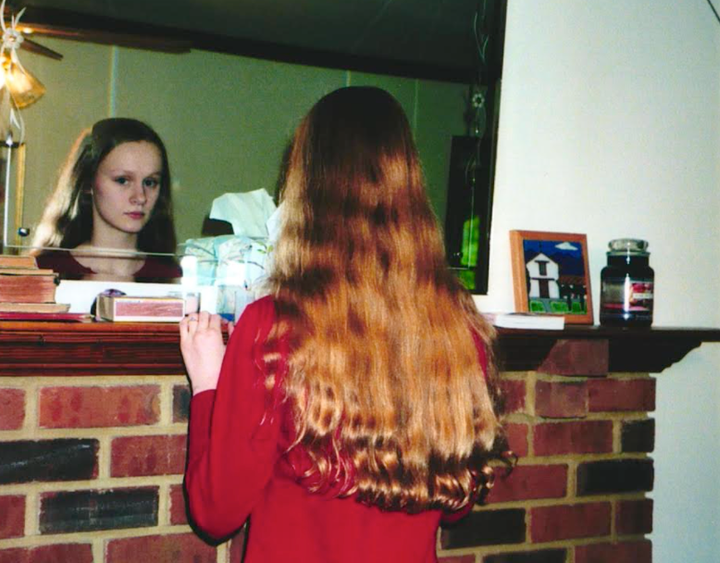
[{"xmin": 522, "ymin": 239, "xmax": 586, "ymax": 276}]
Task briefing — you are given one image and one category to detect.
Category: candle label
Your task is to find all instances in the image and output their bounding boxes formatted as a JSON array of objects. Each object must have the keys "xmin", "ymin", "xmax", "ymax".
[{"xmin": 601, "ymin": 277, "xmax": 654, "ymax": 314}]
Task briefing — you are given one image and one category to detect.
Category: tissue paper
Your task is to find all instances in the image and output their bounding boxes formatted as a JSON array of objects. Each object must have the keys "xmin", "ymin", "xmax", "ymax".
[
  {"xmin": 181, "ymin": 189, "xmax": 280, "ymax": 320},
  {"xmin": 210, "ymin": 189, "xmax": 276, "ymax": 238}
]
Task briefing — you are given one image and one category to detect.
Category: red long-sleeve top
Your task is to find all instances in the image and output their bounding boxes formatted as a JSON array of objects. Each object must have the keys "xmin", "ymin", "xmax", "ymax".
[{"xmin": 185, "ymin": 296, "xmax": 480, "ymax": 562}]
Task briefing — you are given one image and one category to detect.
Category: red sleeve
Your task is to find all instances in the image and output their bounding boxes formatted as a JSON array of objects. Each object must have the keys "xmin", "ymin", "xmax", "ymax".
[
  {"xmin": 184, "ymin": 296, "xmax": 282, "ymax": 539},
  {"xmin": 441, "ymin": 330, "xmax": 489, "ymax": 524}
]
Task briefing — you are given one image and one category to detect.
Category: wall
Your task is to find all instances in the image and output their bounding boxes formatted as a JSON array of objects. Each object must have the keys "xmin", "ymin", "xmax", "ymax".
[
  {"xmin": 16, "ymin": 39, "xmax": 466, "ymax": 248},
  {"xmin": 0, "ymin": 341, "xmax": 656, "ymax": 562},
  {"xmin": 476, "ymin": 1, "xmax": 720, "ymax": 562}
]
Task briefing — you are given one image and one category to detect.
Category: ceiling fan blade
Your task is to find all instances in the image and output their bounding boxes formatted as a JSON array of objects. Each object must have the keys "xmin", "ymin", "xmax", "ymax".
[{"xmin": 20, "ymin": 37, "xmax": 63, "ymax": 60}]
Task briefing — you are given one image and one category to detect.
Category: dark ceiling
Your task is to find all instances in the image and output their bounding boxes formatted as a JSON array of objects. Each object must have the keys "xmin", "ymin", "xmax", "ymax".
[{"xmin": 13, "ymin": 0, "xmax": 506, "ymax": 83}]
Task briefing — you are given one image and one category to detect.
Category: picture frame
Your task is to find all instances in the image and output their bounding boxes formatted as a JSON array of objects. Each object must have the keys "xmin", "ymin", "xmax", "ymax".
[{"xmin": 509, "ymin": 230, "xmax": 593, "ymax": 325}]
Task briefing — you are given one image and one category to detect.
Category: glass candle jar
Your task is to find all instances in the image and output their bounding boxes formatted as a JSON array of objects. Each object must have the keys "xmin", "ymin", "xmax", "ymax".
[{"xmin": 599, "ymin": 239, "xmax": 654, "ymax": 327}]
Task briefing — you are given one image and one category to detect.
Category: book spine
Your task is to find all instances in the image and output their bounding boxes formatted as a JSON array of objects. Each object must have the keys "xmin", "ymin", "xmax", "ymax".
[{"xmin": 0, "ymin": 277, "xmax": 57, "ymax": 303}]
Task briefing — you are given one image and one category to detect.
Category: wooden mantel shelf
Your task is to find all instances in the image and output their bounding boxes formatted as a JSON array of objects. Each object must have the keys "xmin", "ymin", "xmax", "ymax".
[
  {"xmin": 496, "ymin": 325, "xmax": 720, "ymax": 374},
  {"xmin": 1, "ymin": 321, "xmax": 719, "ymax": 377}
]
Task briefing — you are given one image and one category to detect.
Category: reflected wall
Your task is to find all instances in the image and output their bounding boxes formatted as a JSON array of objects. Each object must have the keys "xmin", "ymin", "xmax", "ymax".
[{"xmin": 14, "ymin": 37, "xmax": 467, "ymax": 249}]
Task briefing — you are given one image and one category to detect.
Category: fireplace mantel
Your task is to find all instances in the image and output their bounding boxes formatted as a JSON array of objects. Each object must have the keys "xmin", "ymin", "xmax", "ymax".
[
  {"xmin": 1, "ymin": 321, "xmax": 719, "ymax": 376},
  {"xmin": 2, "ymin": 321, "xmax": 718, "ymax": 562},
  {"xmin": 496, "ymin": 325, "xmax": 720, "ymax": 373}
]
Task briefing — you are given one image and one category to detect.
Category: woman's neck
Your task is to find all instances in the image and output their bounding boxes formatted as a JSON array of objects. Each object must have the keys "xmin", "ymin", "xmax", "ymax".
[
  {"xmin": 88, "ymin": 222, "xmax": 139, "ymax": 252},
  {"xmin": 71, "ymin": 229, "xmax": 144, "ymax": 280}
]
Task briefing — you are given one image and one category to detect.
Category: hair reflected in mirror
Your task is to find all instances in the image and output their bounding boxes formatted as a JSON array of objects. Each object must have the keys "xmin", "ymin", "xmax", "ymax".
[
  {"xmin": 30, "ymin": 117, "xmax": 177, "ymax": 256},
  {"xmin": 28, "ymin": 118, "xmax": 180, "ymax": 281}
]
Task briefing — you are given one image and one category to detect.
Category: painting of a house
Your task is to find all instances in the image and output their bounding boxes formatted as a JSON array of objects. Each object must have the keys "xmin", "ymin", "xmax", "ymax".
[
  {"xmin": 521, "ymin": 238, "xmax": 588, "ymax": 315},
  {"xmin": 525, "ymin": 252, "xmax": 560, "ymax": 299}
]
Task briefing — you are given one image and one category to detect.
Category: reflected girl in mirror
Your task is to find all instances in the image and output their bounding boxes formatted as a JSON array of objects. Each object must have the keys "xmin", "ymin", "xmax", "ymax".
[{"xmin": 30, "ymin": 118, "xmax": 181, "ymax": 281}]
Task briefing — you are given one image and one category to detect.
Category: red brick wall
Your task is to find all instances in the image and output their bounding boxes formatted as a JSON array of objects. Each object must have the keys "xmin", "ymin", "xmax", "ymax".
[
  {"xmin": 438, "ymin": 362, "xmax": 655, "ymax": 563},
  {"xmin": 0, "ymin": 376, "xmax": 244, "ymax": 562},
  {"xmin": 1, "ymin": 362, "xmax": 655, "ymax": 562}
]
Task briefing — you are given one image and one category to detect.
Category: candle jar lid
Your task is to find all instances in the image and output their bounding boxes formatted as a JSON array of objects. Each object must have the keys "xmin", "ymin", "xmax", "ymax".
[{"xmin": 608, "ymin": 238, "xmax": 649, "ymax": 256}]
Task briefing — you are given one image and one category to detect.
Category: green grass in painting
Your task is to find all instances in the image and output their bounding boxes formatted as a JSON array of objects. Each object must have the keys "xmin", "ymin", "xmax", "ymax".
[{"xmin": 550, "ymin": 302, "xmax": 569, "ymax": 313}]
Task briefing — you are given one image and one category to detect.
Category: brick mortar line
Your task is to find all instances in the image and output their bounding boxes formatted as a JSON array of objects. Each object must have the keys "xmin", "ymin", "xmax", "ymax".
[
  {"xmin": 499, "ymin": 371, "xmax": 651, "ymax": 379},
  {"xmin": 160, "ymin": 381, "xmax": 174, "ymax": 427},
  {"xmin": 93, "ymin": 538, "xmax": 104, "ymax": 563},
  {"xmin": 504, "ymin": 410, "xmax": 653, "ymax": 420},
  {"xmin": 25, "ymin": 379, "xmax": 39, "ymax": 434},
  {"xmin": 9, "ymin": 424, "xmax": 190, "ymax": 439},
  {"xmin": 157, "ymin": 482, "xmax": 169, "ymax": 527},
  {"xmin": 24, "ymin": 489, "xmax": 38, "ymax": 537},
  {"xmin": 437, "ymin": 536, "xmax": 639, "ymax": 559},
  {"xmin": 435, "ymin": 545, "xmax": 482, "ymax": 559},
  {"xmin": 477, "ymin": 493, "xmax": 644, "ymax": 511},
  {"xmin": 527, "ymin": 418, "xmax": 535, "ymax": 457},
  {"xmin": 526, "ymin": 371, "xmax": 537, "ymax": 417},
  {"xmin": 533, "ymin": 412, "xmax": 653, "ymax": 422},
  {"xmin": 610, "ymin": 496, "xmax": 618, "ymax": 542},
  {"xmin": 501, "ymin": 452, "xmax": 652, "ymax": 464},
  {"xmin": 98, "ymin": 434, "xmax": 111, "ymax": 480},
  {"xmin": 216, "ymin": 542, "xmax": 229, "ymax": 563},
  {"xmin": 0, "ymin": 524, "xmax": 198, "ymax": 549},
  {"xmin": 567, "ymin": 458, "xmax": 578, "ymax": 500},
  {"xmin": 90, "ymin": 538, "xmax": 106, "ymax": 563},
  {"xmin": 0, "ymin": 474, "xmax": 184, "ymax": 495},
  {"xmin": 524, "ymin": 497, "xmax": 532, "ymax": 543},
  {"xmin": 1, "ymin": 377, "xmax": 187, "ymax": 390},
  {"xmin": 612, "ymin": 419, "xmax": 621, "ymax": 454},
  {"xmin": 438, "ymin": 534, "xmax": 617, "ymax": 556}
]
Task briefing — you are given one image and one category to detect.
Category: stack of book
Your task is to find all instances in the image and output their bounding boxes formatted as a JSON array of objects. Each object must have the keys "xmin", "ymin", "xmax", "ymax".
[{"xmin": 0, "ymin": 255, "xmax": 69, "ymax": 314}]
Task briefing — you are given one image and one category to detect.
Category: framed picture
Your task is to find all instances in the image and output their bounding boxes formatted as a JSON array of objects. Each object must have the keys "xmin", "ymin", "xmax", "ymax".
[{"xmin": 509, "ymin": 230, "xmax": 593, "ymax": 325}]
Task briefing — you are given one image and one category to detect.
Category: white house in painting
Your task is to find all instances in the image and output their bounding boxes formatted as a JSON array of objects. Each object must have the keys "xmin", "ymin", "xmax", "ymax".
[{"xmin": 525, "ymin": 253, "xmax": 560, "ymax": 299}]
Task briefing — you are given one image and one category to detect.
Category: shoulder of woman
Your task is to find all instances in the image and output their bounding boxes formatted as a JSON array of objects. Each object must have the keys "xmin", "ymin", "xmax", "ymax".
[
  {"xmin": 227, "ymin": 294, "xmax": 276, "ymax": 343},
  {"xmin": 237, "ymin": 295, "xmax": 276, "ymax": 329},
  {"xmin": 37, "ymin": 250, "xmax": 90, "ymax": 276}
]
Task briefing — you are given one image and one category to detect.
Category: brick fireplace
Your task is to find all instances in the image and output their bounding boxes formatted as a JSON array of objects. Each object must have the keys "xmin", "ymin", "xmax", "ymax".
[{"xmin": 0, "ymin": 322, "xmax": 717, "ymax": 562}]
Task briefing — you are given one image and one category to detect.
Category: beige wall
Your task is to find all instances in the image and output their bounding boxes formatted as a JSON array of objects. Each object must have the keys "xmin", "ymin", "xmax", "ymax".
[{"xmin": 17, "ymin": 38, "xmax": 467, "ymax": 249}]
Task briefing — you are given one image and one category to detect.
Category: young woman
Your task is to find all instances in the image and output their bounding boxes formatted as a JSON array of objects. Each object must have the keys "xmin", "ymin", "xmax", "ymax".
[
  {"xmin": 31, "ymin": 118, "xmax": 180, "ymax": 281},
  {"xmin": 180, "ymin": 87, "xmax": 505, "ymax": 562}
]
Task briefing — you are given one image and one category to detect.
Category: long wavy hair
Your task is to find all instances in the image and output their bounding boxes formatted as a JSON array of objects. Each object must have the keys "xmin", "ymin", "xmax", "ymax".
[
  {"xmin": 30, "ymin": 118, "xmax": 176, "ymax": 254},
  {"xmin": 268, "ymin": 87, "xmax": 503, "ymax": 514}
]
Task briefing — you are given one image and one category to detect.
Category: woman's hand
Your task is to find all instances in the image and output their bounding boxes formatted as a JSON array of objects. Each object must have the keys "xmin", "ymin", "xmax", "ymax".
[{"xmin": 179, "ymin": 312, "xmax": 227, "ymax": 396}]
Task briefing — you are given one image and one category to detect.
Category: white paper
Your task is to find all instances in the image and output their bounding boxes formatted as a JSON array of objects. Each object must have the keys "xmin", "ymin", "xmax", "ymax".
[{"xmin": 209, "ymin": 188, "xmax": 276, "ymax": 237}]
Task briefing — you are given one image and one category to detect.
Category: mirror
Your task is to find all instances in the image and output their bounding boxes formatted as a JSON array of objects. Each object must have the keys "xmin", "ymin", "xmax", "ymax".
[{"xmin": 2, "ymin": 1, "xmax": 506, "ymax": 293}]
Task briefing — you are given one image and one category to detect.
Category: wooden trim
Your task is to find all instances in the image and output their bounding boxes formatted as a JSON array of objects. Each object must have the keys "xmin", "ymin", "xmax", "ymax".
[
  {"xmin": 0, "ymin": 321, "xmax": 184, "ymax": 376},
  {"xmin": 1, "ymin": 321, "xmax": 718, "ymax": 377}
]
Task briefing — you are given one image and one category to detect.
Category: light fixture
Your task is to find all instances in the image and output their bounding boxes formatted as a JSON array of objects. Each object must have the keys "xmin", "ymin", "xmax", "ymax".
[
  {"xmin": 0, "ymin": 0, "xmax": 47, "ymax": 142},
  {"xmin": 0, "ymin": 53, "xmax": 44, "ymax": 109}
]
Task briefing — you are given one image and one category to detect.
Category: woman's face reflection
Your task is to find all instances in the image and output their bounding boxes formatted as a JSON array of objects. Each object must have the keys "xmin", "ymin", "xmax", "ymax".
[{"xmin": 91, "ymin": 141, "xmax": 163, "ymax": 238}]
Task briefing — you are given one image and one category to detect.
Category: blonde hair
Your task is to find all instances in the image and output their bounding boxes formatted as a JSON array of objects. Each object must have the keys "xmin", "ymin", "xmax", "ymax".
[{"xmin": 268, "ymin": 87, "xmax": 502, "ymax": 513}]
